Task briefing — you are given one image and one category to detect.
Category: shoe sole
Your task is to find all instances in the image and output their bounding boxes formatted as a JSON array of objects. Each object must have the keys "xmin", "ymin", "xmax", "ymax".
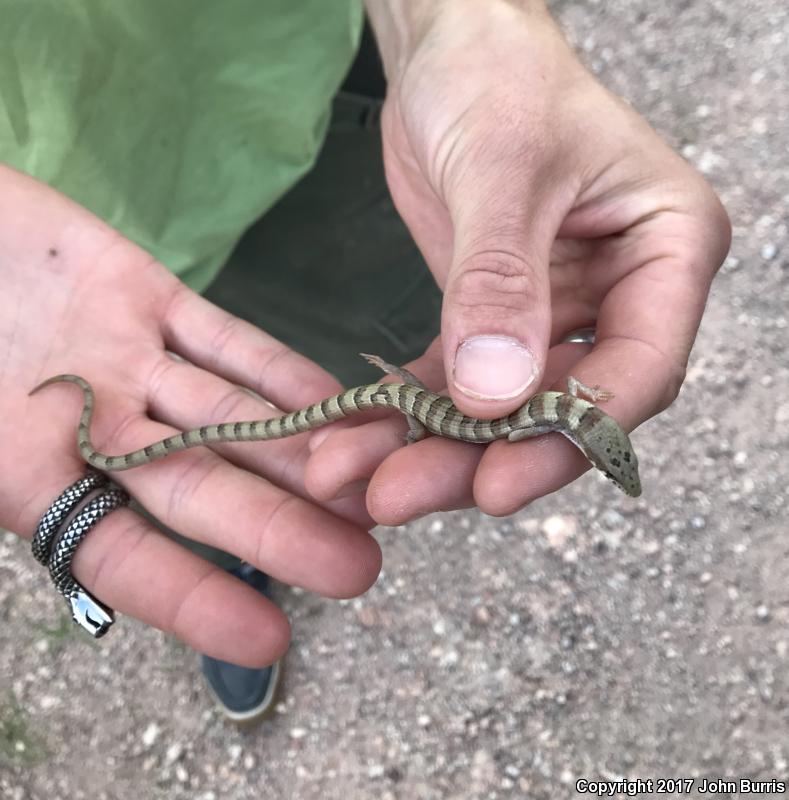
[{"xmin": 206, "ymin": 660, "xmax": 283, "ymax": 728}]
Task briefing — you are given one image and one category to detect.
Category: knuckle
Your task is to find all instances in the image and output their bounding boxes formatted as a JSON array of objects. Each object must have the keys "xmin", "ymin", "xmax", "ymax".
[
  {"xmin": 208, "ymin": 314, "xmax": 246, "ymax": 366},
  {"xmin": 254, "ymin": 494, "xmax": 299, "ymax": 566},
  {"xmin": 86, "ymin": 513, "xmax": 145, "ymax": 598},
  {"xmin": 165, "ymin": 457, "xmax": 223, "ymax": 519},
  {"xmin": 706, "ymin": 196, "xmax": 733, "ymax": 267},
  {"xmin": 606, "ymin": 334, "xmax": 687, "ymax": 415},
  {"xmin": 709, "ymin": 193, "xmax": 732, "ymax": 242},
  {"xmin": 449, "ymin": 250, "xmax": 543, "ymax": 315},
  {"xmin": 658, "ymin": 361, "xmax": 687, "ymax": 412},
  {"xmin": 206, "ymin": 385, "xmax": 253, "ymax": 425},
  {"xmin": 255, "ymin": 345, "xmax": 294, "ymax": 393},
  {"xmin": 104, "ymin": 412, "xmax": 148, "ymax": 454},
  {"xmin": 637, "ymin": 340, "xmax": 687, "ymax": 414},
  {"xmin": 686, "ymin": 180, "xmax": 733, "ymax": 272}
]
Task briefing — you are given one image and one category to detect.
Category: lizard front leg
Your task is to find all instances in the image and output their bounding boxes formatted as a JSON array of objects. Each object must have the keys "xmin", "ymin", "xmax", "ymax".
[{"xmin": 360, "ymin": 353, "xmax": 428, "ymax": 443}]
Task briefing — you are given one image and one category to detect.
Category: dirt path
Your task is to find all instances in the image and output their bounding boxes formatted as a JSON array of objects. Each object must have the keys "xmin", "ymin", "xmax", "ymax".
[{"xmin": 2, "ymin": 2, "xmax": 787, "ymax": 798}]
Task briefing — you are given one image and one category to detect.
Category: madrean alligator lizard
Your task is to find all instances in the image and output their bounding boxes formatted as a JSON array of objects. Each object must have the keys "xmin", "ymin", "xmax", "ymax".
[{"xmin": 30, "ymin": 354, "xmax": 641, "ymax": 496}]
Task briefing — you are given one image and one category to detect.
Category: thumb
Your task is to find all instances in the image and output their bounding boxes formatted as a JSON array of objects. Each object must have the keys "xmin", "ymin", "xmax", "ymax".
[{"xmin": 441, "ymin": 166, "xmax": 568, "ymax": 418}]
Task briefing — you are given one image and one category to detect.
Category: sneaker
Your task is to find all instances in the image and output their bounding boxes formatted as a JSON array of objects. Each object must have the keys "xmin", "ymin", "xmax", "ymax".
[{"xmin": 200, "ymin": 563, "xmax": 283, "ymax": 725}]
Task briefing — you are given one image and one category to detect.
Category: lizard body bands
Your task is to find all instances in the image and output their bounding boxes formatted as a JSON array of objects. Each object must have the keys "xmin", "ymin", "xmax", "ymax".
[{"xmin": 30, "ymin": 370, "xmax": 641, "ymax": 497}]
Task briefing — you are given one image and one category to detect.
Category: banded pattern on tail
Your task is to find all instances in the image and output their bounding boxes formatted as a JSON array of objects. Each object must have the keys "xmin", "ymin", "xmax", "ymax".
[{"xmin": 29, "ymin": 362, "xmax": 641, "ymax": 496}]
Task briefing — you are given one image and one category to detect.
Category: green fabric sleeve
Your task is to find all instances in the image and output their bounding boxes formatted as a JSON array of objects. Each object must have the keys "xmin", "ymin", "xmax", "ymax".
[{"xmin": 0, "ymin": 1, "xmax": 363, "ymax": 291}]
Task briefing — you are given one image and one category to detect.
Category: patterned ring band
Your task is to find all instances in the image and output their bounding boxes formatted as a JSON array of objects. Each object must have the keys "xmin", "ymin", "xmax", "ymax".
[
  {"xmin": 32, "ymin": 473, "xmax": 130, "ymax": 638},
  {"xmin": 32, "ymin": 470, "xmax": 109, "ymax": 565}
]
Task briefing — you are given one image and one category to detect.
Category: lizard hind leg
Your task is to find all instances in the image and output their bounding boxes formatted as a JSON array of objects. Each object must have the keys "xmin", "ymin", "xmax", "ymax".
[
  {"xmin": 359, "ymin": 353, "xmax": 428, "ymax": 443},
  {"xmin": 360, "ymin": 353, "xmax": 428, "ymax": 390}
]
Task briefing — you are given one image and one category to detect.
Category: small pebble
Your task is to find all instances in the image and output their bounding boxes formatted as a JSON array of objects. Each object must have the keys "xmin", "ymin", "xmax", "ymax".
[
  {"xmin": 761, "ymin": 243, "xmax": 778, "ymax": 260},
  {"xmin": 142, "ymin": 723, "xmax": 161, "ymax": 748},
  {"xmin": 472, "ymin": 606, "xmax": 491, "ymax": 626},
  {"xmin": 228, "ymin": 744, "xmax": 242, "ymax": 762},
  {"xmin": 775, "ymin": 402, "xmax": 789, "ymax": 424},
  {"xmin": 165, "ymin": 743, "xmax": 184, "ymax": 765},
  {"xmin": 541, "ymin": 515, "xmax": 577, "ymax": 549}
]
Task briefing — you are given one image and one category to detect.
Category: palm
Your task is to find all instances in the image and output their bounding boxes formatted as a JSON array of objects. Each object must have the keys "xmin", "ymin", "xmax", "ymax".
[{"xmin": 1, "ymin": 166, "xmax": 381, "ymax": 667}]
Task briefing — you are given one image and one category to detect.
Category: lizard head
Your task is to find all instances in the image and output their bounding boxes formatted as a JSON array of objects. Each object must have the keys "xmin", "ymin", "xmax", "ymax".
[{"xmin": 579, "ymin": 412, "xmax": 641, "ymax": 497}]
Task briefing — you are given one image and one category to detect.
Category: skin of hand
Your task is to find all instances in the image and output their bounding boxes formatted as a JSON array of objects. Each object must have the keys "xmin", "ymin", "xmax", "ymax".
[
  {"xmin": 305, "ymin": 0, "xmax": 731, "ymax": 521},
  {"xmin": 0, "ymin": 165, "xmax": 381, "ymax": 668}
]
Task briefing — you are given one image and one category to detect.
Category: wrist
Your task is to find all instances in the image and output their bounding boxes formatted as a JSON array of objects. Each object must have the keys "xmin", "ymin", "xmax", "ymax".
[{"xmin": 365, "ymin": 0, "xmax": 551, "ymax": 82}]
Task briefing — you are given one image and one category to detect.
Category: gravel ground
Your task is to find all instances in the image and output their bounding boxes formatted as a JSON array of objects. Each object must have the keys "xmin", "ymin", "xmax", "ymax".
[{"xmin": 2, "ymin": 1, "xmax": 788, "ymax": 798}]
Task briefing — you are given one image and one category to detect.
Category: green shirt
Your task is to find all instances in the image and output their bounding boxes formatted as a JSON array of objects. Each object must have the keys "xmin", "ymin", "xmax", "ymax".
[{"xmin": 0, "ymin": 0, "xmax": 363, "ymax": 290}]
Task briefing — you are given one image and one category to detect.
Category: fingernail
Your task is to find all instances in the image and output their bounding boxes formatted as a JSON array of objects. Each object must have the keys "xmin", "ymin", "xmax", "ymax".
[
  {"xmin": 453, "ymin": 336, "xmax": 537, "ymax": 400},
  {"xmin": 333, "ymin": 478, "xmax": 370, "ymax": 500}
]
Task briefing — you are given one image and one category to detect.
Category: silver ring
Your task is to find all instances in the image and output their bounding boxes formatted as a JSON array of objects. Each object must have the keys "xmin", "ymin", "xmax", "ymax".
[
  {"xmin": 563, "ymin": 327, "xmax": 596, "ymax": 345},
  {"xmin": 32, "ymin": 470, "xmax": 109, "ymax": 565},
  {"xmin": 33, "ymin": 473, "xmax": 130, "ymax": 638}
]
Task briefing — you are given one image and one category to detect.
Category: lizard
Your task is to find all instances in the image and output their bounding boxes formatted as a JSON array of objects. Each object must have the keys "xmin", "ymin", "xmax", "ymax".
[{"xmin": 29, "ymin": 353, "xmax": 641, "ymax": 497}]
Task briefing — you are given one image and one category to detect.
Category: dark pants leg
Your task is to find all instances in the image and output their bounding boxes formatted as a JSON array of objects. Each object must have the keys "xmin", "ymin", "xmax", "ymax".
[
  {"xmin": 158, "ymin": 88, "xmax": 441, "ymax": 568},
  {"xmin": 204, "ymin": 91, "xmax": 441, "ymax": 387}
]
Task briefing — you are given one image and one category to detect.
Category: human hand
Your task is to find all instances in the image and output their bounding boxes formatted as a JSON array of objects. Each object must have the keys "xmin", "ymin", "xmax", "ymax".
[
  {"xmin": 306, "ymin": 0, "xmax": 730, "ymax": 521},
  {"xmin": 1, "ymin": 165, "xmax": 380, "ymax": 666}
]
